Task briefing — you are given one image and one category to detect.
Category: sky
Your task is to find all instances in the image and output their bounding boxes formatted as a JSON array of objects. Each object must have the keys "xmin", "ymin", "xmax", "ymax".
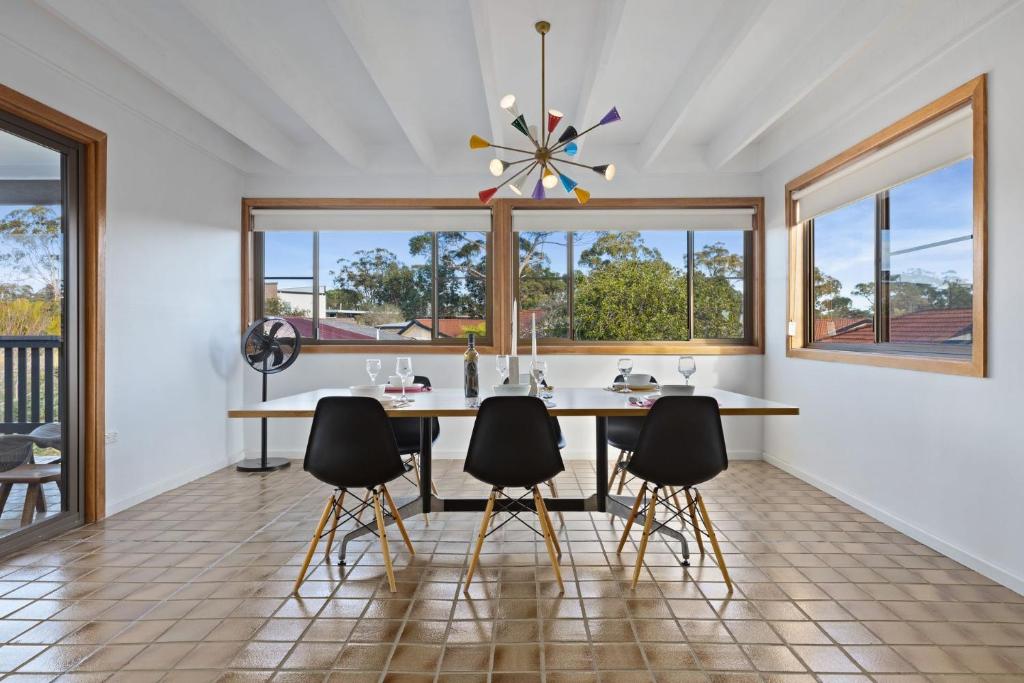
[{"xmin": 813, "ymin": 158, "xmax": 973, "ymax": 303}]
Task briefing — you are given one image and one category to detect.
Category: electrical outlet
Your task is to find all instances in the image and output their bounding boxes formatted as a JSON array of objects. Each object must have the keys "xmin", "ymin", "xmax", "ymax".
[{"xmin": 104, "ymin": 431, "xmax": 118, "ymax": 444}]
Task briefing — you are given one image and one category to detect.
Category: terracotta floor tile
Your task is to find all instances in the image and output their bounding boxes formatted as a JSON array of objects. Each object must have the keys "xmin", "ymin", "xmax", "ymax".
[{"xmin": 0, "ymin": 461, "xmax": 1018, "ymax": 680}]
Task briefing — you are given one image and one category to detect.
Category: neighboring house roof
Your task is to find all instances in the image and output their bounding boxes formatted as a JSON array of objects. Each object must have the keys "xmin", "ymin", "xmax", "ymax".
[
  {"xmin": 813, "ymin": 317, "xmax": 870, "ymax": 341},
  {"xmin": 282, "ymin": 316, "xmax": 405, "ymax": 341},
  {"xmin": 817, "ymin": 308, "xmax": 972, "ymax": 344}
]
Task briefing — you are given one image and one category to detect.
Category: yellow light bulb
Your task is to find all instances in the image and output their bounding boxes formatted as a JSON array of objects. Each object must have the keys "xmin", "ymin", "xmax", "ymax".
[{"xmin": 542, "ymin": 168, "xmax": 558, "ymax": 189}]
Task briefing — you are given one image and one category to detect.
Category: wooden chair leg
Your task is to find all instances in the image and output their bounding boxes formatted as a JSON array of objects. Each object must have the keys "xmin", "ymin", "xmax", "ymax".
[
  {"xmin": 372, "ymin": 489, "xmax": 397, "ymax": 592},
  {"xmin": 695, "ymin": 491, "xmax": 731, "ymax": 591},
  {"xmin": 464, "ymin": 488, "xmax": 497, "ymax": 594},
  {"xmin": 616, "ymin": 452, "xmax": 631, "ymax": 495},
  {"xmin": 293, "ymin": 495, "xmax": 336, "ymax": 594},
  {"xmin": 533, "ymin": 487, "xmax": 564, "ymax": 594},
  {"xmin": 616, "ymin": 482, "xmax": 647, "ymax": 553},
  {"xmin": 608, "ymin": 450, "xmax": 625, "ymax": 489},
  {"xmin": 323, "ymin": 490, "xmax": 345, "ymax": 563},
  {"xmin": 545, "ymin": 479, "xmax": 565, "ymax": 528},
  {"xmin": 381, "ymin": 485, "xmax": 415, "ymax": 556},
  {"xmin": 684, "ymin": 488, "xmax": 705, "ymax": 556},
  {"xmin": 534, "ymin": 489, "xmax": 561, "ymax": 558},
  {"xmin": 0, "ymin": 483, "xmax": 13, "ymax": 515},
  {"xmin": 20, "ymin": 484, "xmax": 39, "ymax": 526},
  {"xmin": 631, "ymin": 487, "xmax": 659, "ymax": 589}
]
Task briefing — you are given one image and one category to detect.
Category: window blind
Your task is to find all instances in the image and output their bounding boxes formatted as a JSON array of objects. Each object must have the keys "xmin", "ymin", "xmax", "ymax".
[
  {"xmin": 793, "ymin": 105, "xmax": 972, "ymax": 223},
  {"xmin": 251, "ymin": 209, "xmax": 491, "ymax": 232},
  {"xmin": 512, "ymin": 207, "xmax": 755, "ymax": 232}
]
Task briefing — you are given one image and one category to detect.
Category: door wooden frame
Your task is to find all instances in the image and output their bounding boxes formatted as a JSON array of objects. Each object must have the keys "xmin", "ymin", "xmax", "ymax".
[{"xmin": 0, "ymin": 83, "xmax": 107, "ymax": 522}]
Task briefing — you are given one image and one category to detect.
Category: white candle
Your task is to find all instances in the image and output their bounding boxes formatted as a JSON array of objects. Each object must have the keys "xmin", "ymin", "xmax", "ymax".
[
  {"xmin": 531, "ymin": 312, "xmax": 537, "ymax": 360},
  {"xmin": 511, "ymin": 298, "xmax": 518, "ymax": 356}
]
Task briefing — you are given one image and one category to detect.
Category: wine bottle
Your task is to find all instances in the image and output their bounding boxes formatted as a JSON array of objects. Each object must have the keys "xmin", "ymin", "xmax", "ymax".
[{"xmin": 463, "ymin": 333, "xmax": 480, "ymax": 398}]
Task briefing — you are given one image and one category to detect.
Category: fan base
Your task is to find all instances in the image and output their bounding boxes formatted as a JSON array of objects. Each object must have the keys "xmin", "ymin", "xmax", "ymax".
[{"xmin": 236, "ymin": 457, "xmax": 292, "ymax": 473}]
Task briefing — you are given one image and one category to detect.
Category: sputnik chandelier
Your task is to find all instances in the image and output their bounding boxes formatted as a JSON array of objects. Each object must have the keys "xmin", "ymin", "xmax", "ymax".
[{"xmin": 470, "ymin": 20, "xmax": 619, "ymax": 205}]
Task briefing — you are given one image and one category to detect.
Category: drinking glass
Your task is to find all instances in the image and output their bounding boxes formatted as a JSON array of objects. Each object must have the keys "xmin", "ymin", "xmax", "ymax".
[
  {"xmin": 396, "ymin": 357, "xmax": 413, "ymax": 399},
  {"xmin": 617, "ymin": 357, "xmax": 634, "ymax": 392},
  {"xmin": 678, "ymin": 356, "xmax": 696, "ymax": 385},
  {"xmin": 366, "ymin": 359, "xmax": 382, "ymax": 385},
  {"xmin": 496, "ymin": 354, "xmax": 510, "ymax": 384},
  {"xmin": 530, "ymin": 359, "xmax": 547, "ymax": 389}
]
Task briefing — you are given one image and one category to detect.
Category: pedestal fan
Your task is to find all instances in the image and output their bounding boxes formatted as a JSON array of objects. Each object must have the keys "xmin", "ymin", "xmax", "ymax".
[{"xmin": 238, "ymin": 316, "xmax": 302, "ymax": 472}]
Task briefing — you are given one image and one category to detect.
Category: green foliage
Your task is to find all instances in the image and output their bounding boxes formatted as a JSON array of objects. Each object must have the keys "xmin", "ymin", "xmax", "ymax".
[
  {"xmin": 1, "ymin": 206, "xmax": 63, "ymax": 336},
  {"xmin": 569, "ymin": 232, "xmax": 745, "ymax": 341},
  {"xmin": 263, "ymin": 296, "xmax": 300, "ymax": 317},
  {"xmin": 574, "ymin": 258, "xmax": 689, "ymax": 340},
  {"xmin": 814, "ymin": 267, "xmax": 867, "ymax": 319},
  {"xmin": 332, "ymin": 246, "xmax": 430, "ymax": 319}
]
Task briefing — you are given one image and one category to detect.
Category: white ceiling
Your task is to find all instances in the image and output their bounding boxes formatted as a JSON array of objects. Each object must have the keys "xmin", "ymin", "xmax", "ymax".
[{"xmin": 31, "ymin": 0, "xmax": 1017, "ymax": 177}]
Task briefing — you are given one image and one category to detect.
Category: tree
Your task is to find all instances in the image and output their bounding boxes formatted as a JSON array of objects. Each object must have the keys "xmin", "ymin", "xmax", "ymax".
[
  {"xmin": 693, "ymin": 241, "xmax": 745, "ymax": 338},
  {"xmin": 411, "ymin": 232, "xmax": 487, "ymax": 320},
  {"xmin": 331, "ymin": 247, "xmax": 430, "ymax": 319},
  {"xmin": 517, "ymin": 232, "xmax": 570, "ymax": 337},
  {"xmin": 0, "ymin": 206, "xmax": 62, "ymax": 302},
  {"xmin": 574, "ymin": 258, "xmax": 689, "ymax": 340},
  {"xmin": 264, "ymin": 296, "xmax": 301, "ymax": 317},
  {"xmin": 813, "ymin": 267, "xmax": 866, "ymax": 318},
  {"xmin": 576, "ymin": 231, "xmax": 659, "ymax": 269}
]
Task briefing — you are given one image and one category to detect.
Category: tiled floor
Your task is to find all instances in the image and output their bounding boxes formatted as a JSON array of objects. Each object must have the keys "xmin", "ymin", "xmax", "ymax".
[{"xmin": 0, "ymin": 459, "xmax": 1021, "ymax": 682}]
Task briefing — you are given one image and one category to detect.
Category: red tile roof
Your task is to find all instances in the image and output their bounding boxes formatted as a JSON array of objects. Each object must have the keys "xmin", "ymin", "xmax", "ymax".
[
  {"xmin": 817, "ymin": 308, "xmax": 972, "ymax": 344},
  {"xmin": 414, "ymin": 318, "xmax": 485, "ymax": 338},
  {"xmin": 813, "ymin": 317, "xmax": 870, "ymax": 342}
]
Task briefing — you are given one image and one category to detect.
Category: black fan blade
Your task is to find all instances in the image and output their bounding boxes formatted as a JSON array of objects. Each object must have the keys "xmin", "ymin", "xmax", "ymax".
[
  {"xmin": 273, "ymin": 348, "xmax": 285, "ymax": 366},
  {"xmin": 268, "ymin": 321, "xmax": 284, "ymax": 338},
  {"xmin": 249, "ymin": 347, "xmax": 273, "ymax": 364}
]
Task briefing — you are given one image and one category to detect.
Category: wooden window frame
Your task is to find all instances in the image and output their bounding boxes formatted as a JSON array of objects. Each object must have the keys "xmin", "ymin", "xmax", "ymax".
[
  {"xmin": 0, "ymin": 84, "xmax": 107, "ymax": 523},
  {"xmin": 502, "ymin": 197, "xmax": 764, "ymax": 356},
  {"xmin": 242, "ymin": 198, "xmax": 499, "ymax": 354},
  {"xmin": 785, "ymin": 75, "xmax": 987, "ymax": 377},
  {"xmin": 243, "ymin": 196, "xmax": 765, "ymax": 356}
]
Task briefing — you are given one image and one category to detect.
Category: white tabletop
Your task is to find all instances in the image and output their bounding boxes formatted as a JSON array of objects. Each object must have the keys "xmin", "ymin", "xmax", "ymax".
[{"xmin": 228, "ymin": 387, "xmax": 798, "ymax": 418}]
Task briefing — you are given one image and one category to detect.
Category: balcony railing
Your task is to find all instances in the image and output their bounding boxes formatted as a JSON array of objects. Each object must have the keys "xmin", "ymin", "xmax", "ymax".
[{"xmin": 0, "ymin": 336, "xmax": 60, "ymax": 434}]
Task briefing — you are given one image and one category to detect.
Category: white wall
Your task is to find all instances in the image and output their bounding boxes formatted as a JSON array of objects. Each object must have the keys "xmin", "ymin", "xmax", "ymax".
[
  {"xmin": 242, "ymin": 172, "xmax": 768, "ymax": 461},
  {"xmin": 1, "ymin": 1, "xmax": 247, "ymax": 514},
  {"xmin": 761, "ymin": 4, "xmax": 1024, "ymax": 593}
]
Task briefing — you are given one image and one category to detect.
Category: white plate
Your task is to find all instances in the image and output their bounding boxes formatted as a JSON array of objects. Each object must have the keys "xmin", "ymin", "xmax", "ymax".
[{"xmin": 386, "ymin": 382, "xmax": 424, "ymax": 391}]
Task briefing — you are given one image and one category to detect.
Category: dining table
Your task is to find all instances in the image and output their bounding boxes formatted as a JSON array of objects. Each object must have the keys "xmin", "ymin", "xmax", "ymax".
[{"xmin": 228, "ymin": 386, "xmax": 799, "ymax": 565}]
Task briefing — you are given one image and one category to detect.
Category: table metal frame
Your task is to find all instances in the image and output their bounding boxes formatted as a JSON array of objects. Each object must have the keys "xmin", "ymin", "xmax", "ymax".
[{"xmin": 335, "ymin": 416, "xmax": 693, "ymax": 565}]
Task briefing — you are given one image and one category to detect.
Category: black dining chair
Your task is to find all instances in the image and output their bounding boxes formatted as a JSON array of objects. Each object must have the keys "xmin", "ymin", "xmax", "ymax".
[
  {"xmin": 463, "ymin": 396, "xmax": 565, "ymax": 595},
  {"xmin": 503, "ymin": 374, "xmax": 566, "ymax": 526},
  {"xmin": 608, "ymin": 372, "xmax": 657, "ymax": 494},
  {"xmin": 615, "ymin": 396, "xmax": 732, "ymax": 591},
  {"xmin": 294, "ymin": 397, "xmax": 415, "ymax": 594}
]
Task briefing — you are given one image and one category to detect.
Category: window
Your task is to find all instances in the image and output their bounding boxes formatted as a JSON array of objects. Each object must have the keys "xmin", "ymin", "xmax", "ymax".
[
  {"xmin": 512, "ymin": 206, "xmax": 757, "ymax": 348},
  {"xmin": 251, "ymin": 207, "xmax": 491, "ymax": 345},
  {"xmin": 787, "ymin": 75, "xmax": 986, "ymax": 375}
]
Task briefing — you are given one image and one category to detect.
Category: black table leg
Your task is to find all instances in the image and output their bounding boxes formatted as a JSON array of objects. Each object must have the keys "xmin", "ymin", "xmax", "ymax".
[
  {"xmin": 420, "ymin": 417, "xmax": 432, "ymax": 514},
  {"xmin": 595, "ymin": 416, "xmax": 608, "ymax": 513}
]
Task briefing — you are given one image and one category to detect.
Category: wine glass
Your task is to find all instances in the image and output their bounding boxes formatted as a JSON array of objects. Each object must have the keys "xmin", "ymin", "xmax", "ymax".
[
  {"xmin": 530, "ymin": 359, "xmax": 547, "ymax": 391},
  {"xmin": 366, "ymin": 359, "xmax": 382, "ymax": 385},
  {"xmin": 617, "ymin": 357, "xmax": 634, "ymax": 392},
  {"xmin": 496, "ymin": 354, "xmax": 510, "ymax": 384},
  {"xmin": 678, "ymin": 356, "xmax": 696, "ymax": 385},
  {"xmin": 396, "ymin": 357, "xmax": 413, "ymax": 400}
]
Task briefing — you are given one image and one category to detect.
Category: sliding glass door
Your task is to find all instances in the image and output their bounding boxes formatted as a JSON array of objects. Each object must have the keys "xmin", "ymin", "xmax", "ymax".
[{"xmin": 0, "ymin": 110, "xmax": 82, "ymax": 545}]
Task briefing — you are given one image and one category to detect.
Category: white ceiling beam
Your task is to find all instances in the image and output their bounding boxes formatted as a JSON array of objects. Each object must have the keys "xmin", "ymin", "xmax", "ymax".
[
  {"xmin": 705, "ymin": 0, "xmax": 897, "ymax": 171},
  {"xmin": 183, "ymin": 0, "xmax": 367, "ymax": 168},
  {"xmin": 325, "ymin": 0, "xmax": 438, "ymax": 172},
  {"xmin": 35, "ymin": 0, "xmax": 296, "ymax": 170},
  {"xmin": 468, "ymin": 0, "xmax": 506, "ymax": 150},
  {"xmin": 636, "ymin": 0, "xmax": 772, "ymax": 170},
  {"xmin": 569, "ymin": 0, "xmax": 629, "ymax": 157}
]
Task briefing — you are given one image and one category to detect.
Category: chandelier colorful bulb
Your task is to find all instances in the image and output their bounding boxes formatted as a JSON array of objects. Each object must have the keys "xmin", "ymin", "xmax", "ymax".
[{"xmin": 470, "ymin": 20, "xmax": 620, "ymax": 204}]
